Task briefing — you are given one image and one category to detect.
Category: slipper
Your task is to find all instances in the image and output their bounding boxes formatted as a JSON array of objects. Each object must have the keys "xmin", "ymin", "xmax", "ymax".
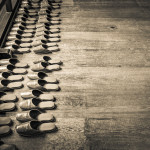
[
  {"xmin": 0, "ymin": 117, "xmax": 11, "ymax": 126},
  {"xmin": 21, "ymin": 89, "xmax": 54, "ymax": 100},
  {"xmin": 0, "ymin": 141, "xmax": 17, "ymax": 150},
  {"xmin": 0, "ymin": 65, "xmax": 27, "ymax": 74},
  {"xmin": 0, "ymin": 79, "xmax": 23, "ymax": 90},
  {"xmin": 19, "ymin": 98, "xmax": 55, "ymax": 110},
  {"xmin": 16, "ymin": 121, "xmax": 56, "ymax": 136},
  {"xmin": 27, "ymin": 72, "xmax": 58, "ymax": 83},
  {"xmin": 0, "ymin": 103, "xmax": 15, "ymax": 112},
  {"xmin": 38, "ymin": 11, "xmax": 60, "ymax": 17},
  {"xmin": 0, "ymin": 72, "xmax": 23, "ymax": 81},
  {"xmin": 9, "ymin": 30, "xmax": 23, "ymax": 36},
  {"xmin": 20, "ymin": 43, "xmax": 32, "ymax": 48},
  {"xmin": 0, "ymin": 126, "xmax": 11, "ymax": 136},
  {"xmin": 0, "ymin": 58, "xmax": 28, "ymax": 68},
  {"xmin": 23, "ymin": 29, "xmax": 35, "ymax": 33},
  {"xmin": 16, "ymin": 109, "xmax": 54, "ymax": 122},
  {"xmin": 27, "ymin": 79, "xmax": 59, "ymax": 91},
  {"xmin": 21, "ymin": 33, "xmax": 34, "ymax": 38},
  {"xmin": 31, "ymin": 62, "xmax": 61, "ymax": 72},
  {"xmin": 32, "ymin": 45, "xmax": 59, "ymax": 54},
  {"xmin": 0, "ymin": 92, "xmax": 17, "ymax": 102},
  {"xmin": 26, "ymin": 24, "xmax": 36, "ymax": 29},
  {"xmin": 31, "ymin": 39, "xmax": 57, "ymax": 47},
  {"xmin": 7, "ymin": 34, "xmax": 22, "ymax": 41}
]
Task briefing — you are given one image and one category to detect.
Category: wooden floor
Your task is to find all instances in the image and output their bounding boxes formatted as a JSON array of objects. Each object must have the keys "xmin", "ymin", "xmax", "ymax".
[{"xmin": 1, "ymin": 0, "xmax": 150, "ymax": 149}]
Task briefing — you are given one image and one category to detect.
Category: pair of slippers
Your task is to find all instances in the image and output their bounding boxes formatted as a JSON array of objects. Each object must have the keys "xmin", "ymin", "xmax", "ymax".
[
  {"xmin": 0, "ymin": 117, "xmax": 12, "ymax": 137},
  {"xmin": 0, "ymin": 58, "xmax": 28, "ymax": 68},
  {"xmin": 0, "ymin": 140, "xmax": 17, "ymax": 150},
  {"xmin": 16, "ymin": 109, "xmax": 56, "ymax": 136},
  {"xmin": 0, "ymin": 64, "xmax": 28, "ymax": 74},
  {"xmin": 31, "ymin": 62, "xmax": 61, "ymax": 72}
]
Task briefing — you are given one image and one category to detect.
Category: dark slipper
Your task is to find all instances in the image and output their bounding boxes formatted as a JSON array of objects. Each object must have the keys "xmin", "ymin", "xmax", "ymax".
[
  {"xmin": 16, "ymin": 109, "xmax": 54, "ymax": 122},
  {"xmin": 0, "ymin": 92, "xmax": 17, "ymax": 102},
  {"xmin": 21, "ymin": 89, "xmax": 54, "ymax": 101},
  {"xmin": 0, "ymin": 126, "xmax": 11, "ymax": 136},
  {"xmin": 0, "ymin": 117, "xmax": 11, "ymax": 126},
  {"xmin": 16, "ymin": 121, "xmax": 56, "ymax": 136},
  {"xmin": 0, "ymin": 103, "xmax": 15, "ymax": 112},
  {"xmin": 19, "ymin": 98, "xmax": 55, "ymax": 110}
]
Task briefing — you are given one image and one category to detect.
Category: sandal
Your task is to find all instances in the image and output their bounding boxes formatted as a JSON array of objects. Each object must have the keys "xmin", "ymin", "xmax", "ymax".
[
  {"xmin": 31, "ymin": 62, "xmax": 61, "ymax": 72},
  {"xmin": 21, "ymin": 89, "xmax": 54, "ymax": 101},
  {"xmin": 35, "ymin": 32, "xmax": 60, "ymax": 38},
  {"xmin": 0, "ymin": 117, "xmax": 11, "ymax": 126},
  {"xmin": 0, "ymin": 72, "xmax": 23, "ymax": 81},
  {"xmin": 0, "ymin": 79, "xmax": 23, "ymax": 90},
  {"xmin": 0, "ymin": 58, "xmax": 28, "ymax": 68},
  {"xmin": 19, "ymin": 98, "xmax": 55, "ymax": 110},
  {"xmin": 0, "ymin": 103, "xmax": 15, "ymax": 112},
  {"xmin": 16, "ymin": 121, "xmax": 56, "ymax": 136},
  {"xmin": 0, "ymin": 92, "xmax": 17, "ymax": 102},
  {"xmin": 35, "ymin": 35, "xmax": 60, "ymax": 42},
  {"xmin": 0, "ymin": 126, "xmax": 11, "ymax": 136},
  {"xmin": 16, "ymin": 109, "xmax": 54, "ymax": 122},
  {"xmin": 0, "ymin": 65, "xmax": 27, "ymax": 74},
  {"xmin": 36, "ymin": 26, "xmax": 60, "ymax": 33},
  {"xmin": 0, "ymin": 140, "xmax": 17, "ymax": 150},
  {"xmin": 27, "ymin": 72, "xmax": 58, "ymax": 83}
]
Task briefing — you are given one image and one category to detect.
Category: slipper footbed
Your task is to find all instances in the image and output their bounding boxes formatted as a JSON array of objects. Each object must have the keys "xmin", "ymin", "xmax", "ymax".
[
  {"xmin": 38, "ymin": 123, "xmax": 56, "ymax": 132},
  {"xmin": 8, "ymin": 75, "xmax": 23, "ymax": 81},
  {"xmin": 44, "ymin": 77, "xmax": 57, "ymax": 83},
  {"xmin": 47, "ymin": 47, "xmax": 59, "ymax": 52},
  {"xmin": 44, "ymin": 84, "xmax": 59, "ymax": 90},
  {"xmin": 37, "ymin": 113, "xmax": 54, "ymax": 122},
  {"xmin": 0, "ymin": 94, "xmax": 16, "ymax": 102},
  {"xmin": 46, "ymin": 64, "xmax": 60, "ymax": 71},
  {"xmin": 0, "ymin": 103, "xmax": 15, "ymax": 112},
  {"xmin": 15, "ymin": 63, "xmax": 28, "ymax": 68},
  {"xmin": 0, "ymin": 126, "xmax": 11, "ymax": 135},
  {"xmin": 7, "ymin": 82, "xmax": 23, "ymax": 89},
  {"xmin": 0, "ymin": 117, "xmax": 11, "ymax": 125},
  {"xmin": 13, "ymin": 68, "xmax": 27, "ymax": 74},
  {"xmin": 38, "ymin": 101, "xmax": 55, "ymax": 109},
  {"xmin": 17, "ymin": 48, "xmax": 30, "ymax": 53},
  {"xmin": 48, "ymin": 59, "xmax": 61, "ymax": 64},
  {"xmin": 39, "ymin": 94, "xmax": 54, "ymax": 101}
]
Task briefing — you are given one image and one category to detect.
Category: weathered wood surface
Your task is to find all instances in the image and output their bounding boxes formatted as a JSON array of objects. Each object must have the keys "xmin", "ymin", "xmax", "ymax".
[{"xmin": 1, "ymin": 0, "xmax": 150, "ymax": 149}]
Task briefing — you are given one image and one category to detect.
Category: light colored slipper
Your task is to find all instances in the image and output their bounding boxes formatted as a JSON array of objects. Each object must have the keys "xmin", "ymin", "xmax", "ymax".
[
  {"xmin": 0, "ymin": 92, "xmax": 17, "ymax": 102},
  {"xmin": 0, "ymin": 117, "xmax": 12, "ymax": 126},
  {"xmin": 0, "ymin": 103, "xmax": 15, "ymax": 112},
  {"xmin": 0, "ymin": 126, "xmax": 11, "ymax": 136}
]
